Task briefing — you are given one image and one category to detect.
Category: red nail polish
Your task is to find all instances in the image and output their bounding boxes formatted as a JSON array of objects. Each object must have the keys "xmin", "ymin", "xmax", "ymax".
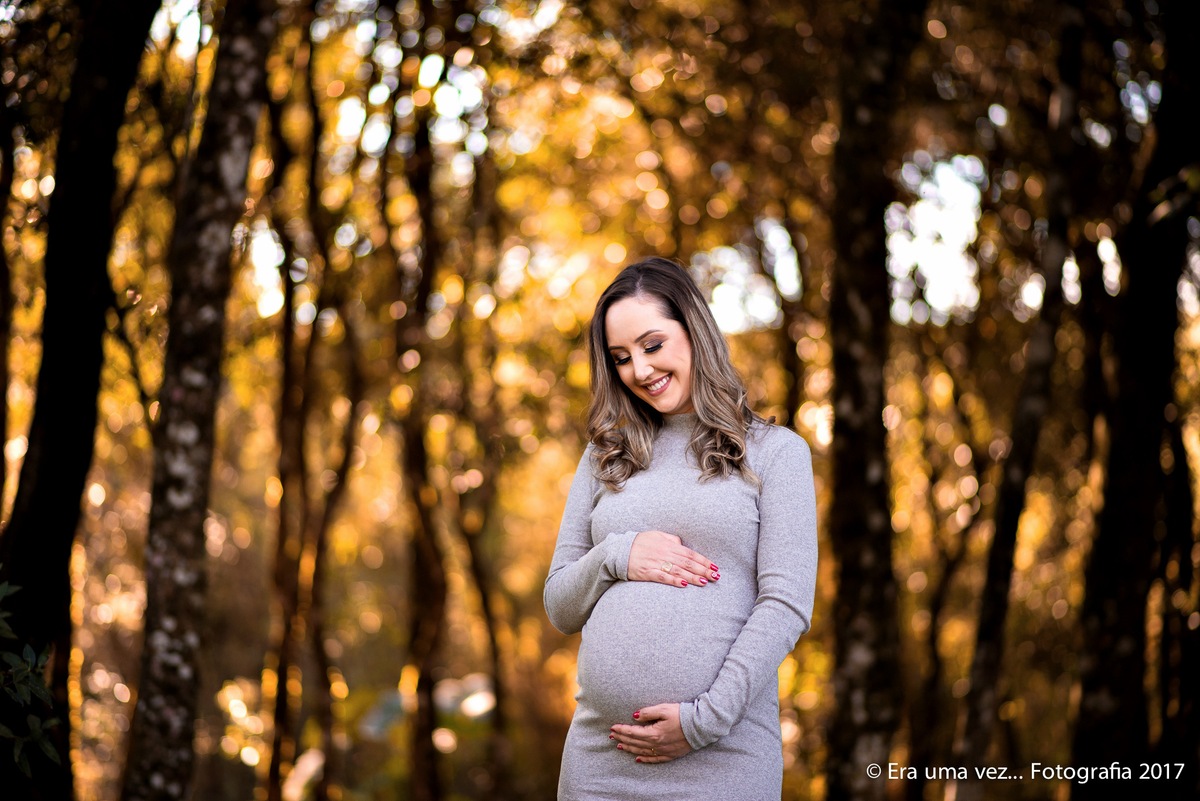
[
  {"xmin": 710, "ymin": 563, "xmax": 718, "ymax": 570},
  {"xmin": 700, "ymin": 578, "xmax": 708, "ymax": 585},
  {"xmin": 636, "ymin": 757, "xmax": 643, "ymax": 763},
  {"xmin": 617, "ymin": 743, "xmax": 624, "ymax": 750},
  {"xmin": 633, "ymin": 711, "xmax": 640, "ymax": 719},
  {"xmin": 609, "ymin": 734, "xmax": 614, "ymax": 740},
  {"xmin": 681, "ymin": 580, "xmax": 688, "ymax": 587},
  {"xmin": 712, "ymin": 572, "xmax": 720, "ymax": 580}
]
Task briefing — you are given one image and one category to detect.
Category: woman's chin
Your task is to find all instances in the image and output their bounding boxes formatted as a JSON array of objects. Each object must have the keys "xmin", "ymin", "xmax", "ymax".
[{"xmin": 643, "ymin": 392, "xmax": 686, "ymax": 415}]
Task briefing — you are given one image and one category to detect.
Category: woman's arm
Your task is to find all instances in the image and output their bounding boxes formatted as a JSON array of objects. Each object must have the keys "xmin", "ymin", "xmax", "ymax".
[
  {"xmin": 543, "ymin": 446, "xmax": 639, "ymax": 635},
  {"xmin": 677, "ymin": 431, "xmax": 819, "ymax": 749},
  {"xmin": 543, "ymin": 446, "xmax": 723, "ymax": 635}
]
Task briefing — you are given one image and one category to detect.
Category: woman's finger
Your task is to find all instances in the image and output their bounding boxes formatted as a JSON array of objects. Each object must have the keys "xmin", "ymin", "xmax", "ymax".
[
  {"xmin": 672, "ymin": 552, "xmax": 719, "ymax": 586},
  {"xmin": 609, "ymin": 726, "xmax": 656, "ymax": 746},
  {"xmin": 611, "ymin": 709, "xmax": 691, "ymax": 763},
  {"xmin": 611, "ymin": 734, "xmax": 681, "ymax": 760},
  {"xmin": 680, "ymin": 550, "xmax": 719, "ymax": 579},
  {"xmin": 654, "ymin": 550, "xmax": 716, "ymax": 587},
  {"xmin": 629, "ymin": 531, "xmax": 722, "ymax": 587},
  {"xmin": 654, "ymin": 559, "xmax": 696, "ymax": 587}
]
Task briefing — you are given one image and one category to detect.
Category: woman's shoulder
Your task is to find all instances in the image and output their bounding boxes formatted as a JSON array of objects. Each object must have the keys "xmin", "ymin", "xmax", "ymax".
[{"xmin": 747, "ymin": 417, "xmax": 812, "ymax": 468}]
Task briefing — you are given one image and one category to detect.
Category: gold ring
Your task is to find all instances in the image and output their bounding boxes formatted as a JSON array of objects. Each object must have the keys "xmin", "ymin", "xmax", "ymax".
[
  {"xmin": 661, "ymin": 562, "xmax": 673, "ymax": 573},
  {"xmin": 652, "ymin": 747, "xmax": 658, "ymax": 756}
]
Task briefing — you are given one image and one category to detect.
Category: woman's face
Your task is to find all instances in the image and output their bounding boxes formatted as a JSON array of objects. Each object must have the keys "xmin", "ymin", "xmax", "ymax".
[{"xmin": 604, "ymin": 295, "xmax": 694, "ymax": 416}]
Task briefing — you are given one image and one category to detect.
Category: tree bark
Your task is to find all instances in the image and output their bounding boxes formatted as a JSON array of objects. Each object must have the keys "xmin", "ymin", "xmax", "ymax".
[
  {"xmin": 905, "ymin": 343, "xmax": 977, "ymax": 801},
  {"xmin": 120, "ymin": 2, "xmax": 276, "ymax": 799},
  {"xmin": 1154, "ymin": 416, "xmax": 1198, "ymax": 798},
  {"xmin": 0, "ymin": 115, "xmax": 13, "ymax": 508},
  {"xmin": 305, "ymin": 310, "xmax": 364, "ymax": 801},
  {"xmin": 265, "ymin": 21, "xmax": 319, "ymax": 796},
  {"xmin": 399, "ymin": 93, "xmax": 447, "ymax": 801},
  {"xmin": 1071, "ymin": 0, "xmax": 1200, "ymax": 790},
  {"xmin": 377, "ymin": 5, "xmax": 449, "ymax": 795},
  {"xmin": 824, "ymin": 2, "xmax": 927, "ymax": 798},
  {"xmin": 952, "ymin": 6, "xmax": 1081, "ymax": 800},
  {"xmin": 0, "ymin": 2, "xmax": 160, "ymax": 796},
  {"xmin": 446, "ymin": 134, "xmax": 513, "ymax": 799}
]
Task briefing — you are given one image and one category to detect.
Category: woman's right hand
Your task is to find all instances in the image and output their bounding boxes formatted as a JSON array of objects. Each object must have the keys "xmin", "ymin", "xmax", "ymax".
[{"xmin": 627, "ymin": 530, "xmax": 720, "ymax": 587}]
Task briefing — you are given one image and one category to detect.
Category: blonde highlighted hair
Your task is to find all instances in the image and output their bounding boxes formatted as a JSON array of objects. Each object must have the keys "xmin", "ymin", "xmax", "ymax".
[{"xmin": 586, "ymin": 257, "xmax": 768, "ymax": 491}]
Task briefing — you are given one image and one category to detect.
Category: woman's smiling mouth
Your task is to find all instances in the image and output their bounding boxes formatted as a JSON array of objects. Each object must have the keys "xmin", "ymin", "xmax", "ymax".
[{"xmin": 644, "ymin": 375, "xmax": 671, "ymax": 395}]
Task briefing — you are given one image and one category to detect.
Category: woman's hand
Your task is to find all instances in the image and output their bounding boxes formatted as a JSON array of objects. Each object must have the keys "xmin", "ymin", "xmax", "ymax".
[
  {"xmin": 609, "ymin": 704, "xmax": 693, "ymax": 763},
  {"xmin": 627, "ymin": 530, "xmax": 720, "ymax": 587}
]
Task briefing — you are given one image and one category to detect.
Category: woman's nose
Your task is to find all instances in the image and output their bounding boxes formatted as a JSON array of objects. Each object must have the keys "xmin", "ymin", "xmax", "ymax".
[{"xmin": 632, "ymin": 355, "xmax": 653, "ymax": 381}]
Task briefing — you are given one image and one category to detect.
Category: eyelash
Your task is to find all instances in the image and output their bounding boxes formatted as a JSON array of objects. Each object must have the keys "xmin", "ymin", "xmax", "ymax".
[{"xmin": 613, "ymin": 342, "xmax": 662, "ymax": 366}]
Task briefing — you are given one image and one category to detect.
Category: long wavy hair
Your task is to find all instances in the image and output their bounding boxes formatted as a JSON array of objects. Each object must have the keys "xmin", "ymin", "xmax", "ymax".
[{"xmin": 586, "ymin": 257, "xmax": 767, "ymax": 490}]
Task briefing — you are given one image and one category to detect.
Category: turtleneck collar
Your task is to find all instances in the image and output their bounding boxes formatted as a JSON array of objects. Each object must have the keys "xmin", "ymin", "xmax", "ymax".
[{"xmin": 661, "ymin": 411, "xmax": 698, "ymax": 432}]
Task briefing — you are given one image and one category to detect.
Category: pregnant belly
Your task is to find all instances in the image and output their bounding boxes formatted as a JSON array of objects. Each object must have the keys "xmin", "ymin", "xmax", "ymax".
[{"xmin": 576, "ymin": 579, "xmax": 751, "ymax": 718}]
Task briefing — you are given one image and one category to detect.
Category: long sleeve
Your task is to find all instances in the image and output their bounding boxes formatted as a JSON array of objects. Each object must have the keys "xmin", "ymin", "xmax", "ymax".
[
  {"xmin": 544, "ymin": 445, "xmax": 639, "ymax": 635},
  {"xmin": 678, "ymin": 432, "xmax": 818, "ymax": 749}
]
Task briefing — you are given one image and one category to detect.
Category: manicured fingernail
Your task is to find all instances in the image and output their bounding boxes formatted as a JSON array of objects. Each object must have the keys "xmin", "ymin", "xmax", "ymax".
[
  {"xmin": 636, "ymin": 757, "xmax": 643, "ymax": 763},
  {"xmin": 712, "ymin": 572, "xmax": 720, "ymax": 580},
  {"xmin": 699, "ymin": 578, "xmax": 708, "ymax": 585},
  {"xmin": 681, "ymin": 580, "xmax": 688, "ymax": 587},
  {"xmin": 710, "ymin": 563, "xmax": 719, "ymax": 570},
  {"xmin": 633, "ymin": 711, "xmax": 640, "ymax": 719},
  {"xmin": 617, "ymin": 743, "xmax": 623, "ymax": 750},
  {"xmin": 609, "ymin": 734, "xmax": 614, "ymax": 740}
]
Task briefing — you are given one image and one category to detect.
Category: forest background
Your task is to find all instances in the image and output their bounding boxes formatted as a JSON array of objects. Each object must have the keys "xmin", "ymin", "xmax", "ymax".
[{"xmin": 0, "ymin": 0, "xmax": 1197, "ymax": 800}]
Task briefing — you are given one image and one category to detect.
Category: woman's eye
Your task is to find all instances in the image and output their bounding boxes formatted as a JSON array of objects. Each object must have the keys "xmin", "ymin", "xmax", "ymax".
[
  {"xmin": 613, "ymin": 355, "xmax": 631, "ymax": 366},
  {"xmin": 644, "ymin": 343, "xmax": 662, "ymax": 353}
]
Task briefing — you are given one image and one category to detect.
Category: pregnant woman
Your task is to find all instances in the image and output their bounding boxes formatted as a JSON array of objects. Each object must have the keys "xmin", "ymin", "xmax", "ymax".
[{"xmin": 544, "ymin": 258, "xmax": 818, "ymax": 799}]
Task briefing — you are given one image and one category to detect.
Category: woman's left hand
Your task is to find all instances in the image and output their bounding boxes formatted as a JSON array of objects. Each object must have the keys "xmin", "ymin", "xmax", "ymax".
[{"xmin": 609, "ymin": 703, "xmax": 693, "ymax": 763}]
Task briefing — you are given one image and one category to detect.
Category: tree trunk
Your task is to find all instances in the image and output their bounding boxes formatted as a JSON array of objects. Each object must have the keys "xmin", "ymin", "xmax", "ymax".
[
  {"xmin": 401, "ymin": 408, "xmax": 447, "ymax": 801},
  {"xmin": 0, "ymin": 2, "xmax": 160, "ymax": 795},
  {"xmin": 952, "ymin": 7, "xmax": 1081, "ymax": 800},
  {"xmin": 446, "ymin": 135, "xmax": 513, "ymax": 799},
  {"xmin": 260, "ymin": 65, "xmax": 299, "ymax": 801},
  {"xmin": 0, "ymin": 116, "xmax": 13, "ymax": 507},
  {"xmin": 824, "ymin": 2, "xmax": 926, "ymax": 798},
  {"xmin": 1071, "ymin": 0, "xmax": 1200, "ymax": 790},
  {"xmin": 399, "ymin": 92, "xmax": 447, "ymax": 801},
  {"xmin": 905, "ymin": 342, "xmax": 975, "ymax": 801},
  {"xmin": 368, "ymin": 8, "xmax": 448, "ymax": 793},
  {"xmin": 379, "ymin": 4, "xmax": 449, "ymax": 793},
  {"xmin": 304, "ymin": 310, "xmax": 364, "ymax": 801},
  {"xmin": 120, "ymin": 2, "xmax": 276, "ymax": 799},
  {"xmin": 1074, "ymin": 244, "xmax": 1110, "ymax": 465},
  {"xmin": 264, "ymin": 39, "xmax": 314, "ymax": 798},
  {"xmin": 1154, "ymin": 416, "xmax": 1198, "ymax": 798}
]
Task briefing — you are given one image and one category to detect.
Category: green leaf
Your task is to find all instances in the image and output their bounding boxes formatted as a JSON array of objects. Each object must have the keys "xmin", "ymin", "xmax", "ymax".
[
  {"xmin": 37, "ymin": 735, "xmax": 60, "ymax": 764},
  {"xmin": 30, "ymin": 683, "xmax": 52, "ymax": 704}
]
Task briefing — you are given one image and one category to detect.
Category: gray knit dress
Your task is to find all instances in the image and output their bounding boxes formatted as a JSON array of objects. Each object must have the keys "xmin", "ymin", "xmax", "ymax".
[{"xmin": 544, "ymin": 412, "xmax": 818, "ymax": 800}]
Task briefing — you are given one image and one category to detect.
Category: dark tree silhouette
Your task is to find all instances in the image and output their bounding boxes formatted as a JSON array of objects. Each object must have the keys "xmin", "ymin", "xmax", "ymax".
[
  {"xmin": 953, "ymin": 4, "xmax": 1081, "ymax": 798},
  {"xmin": 0, "ymin": 2, "xmax": 161, "ymax": 796},
  {"xmin": 825, "ymin": 1, "xmax": 927, "ymax": 797},
  {"xmin": 1072, "ymin": 1, "xmax": 1200, "ymax": 794}
]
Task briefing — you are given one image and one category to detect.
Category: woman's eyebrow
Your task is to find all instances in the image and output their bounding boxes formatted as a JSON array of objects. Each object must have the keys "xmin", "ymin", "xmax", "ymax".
[{"xmin": 608, "ymin": 329, "xmax": 663, "ymax": 350}]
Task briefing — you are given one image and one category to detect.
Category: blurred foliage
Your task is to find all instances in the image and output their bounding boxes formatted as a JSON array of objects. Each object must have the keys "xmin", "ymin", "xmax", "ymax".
[
  {"xmin": 0, "ymin": 0, "xmax": 1197, "ymax": 799},
  {"xmin": 0, "ymin": 571, "xmax": 60, "ymax": 778}
]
